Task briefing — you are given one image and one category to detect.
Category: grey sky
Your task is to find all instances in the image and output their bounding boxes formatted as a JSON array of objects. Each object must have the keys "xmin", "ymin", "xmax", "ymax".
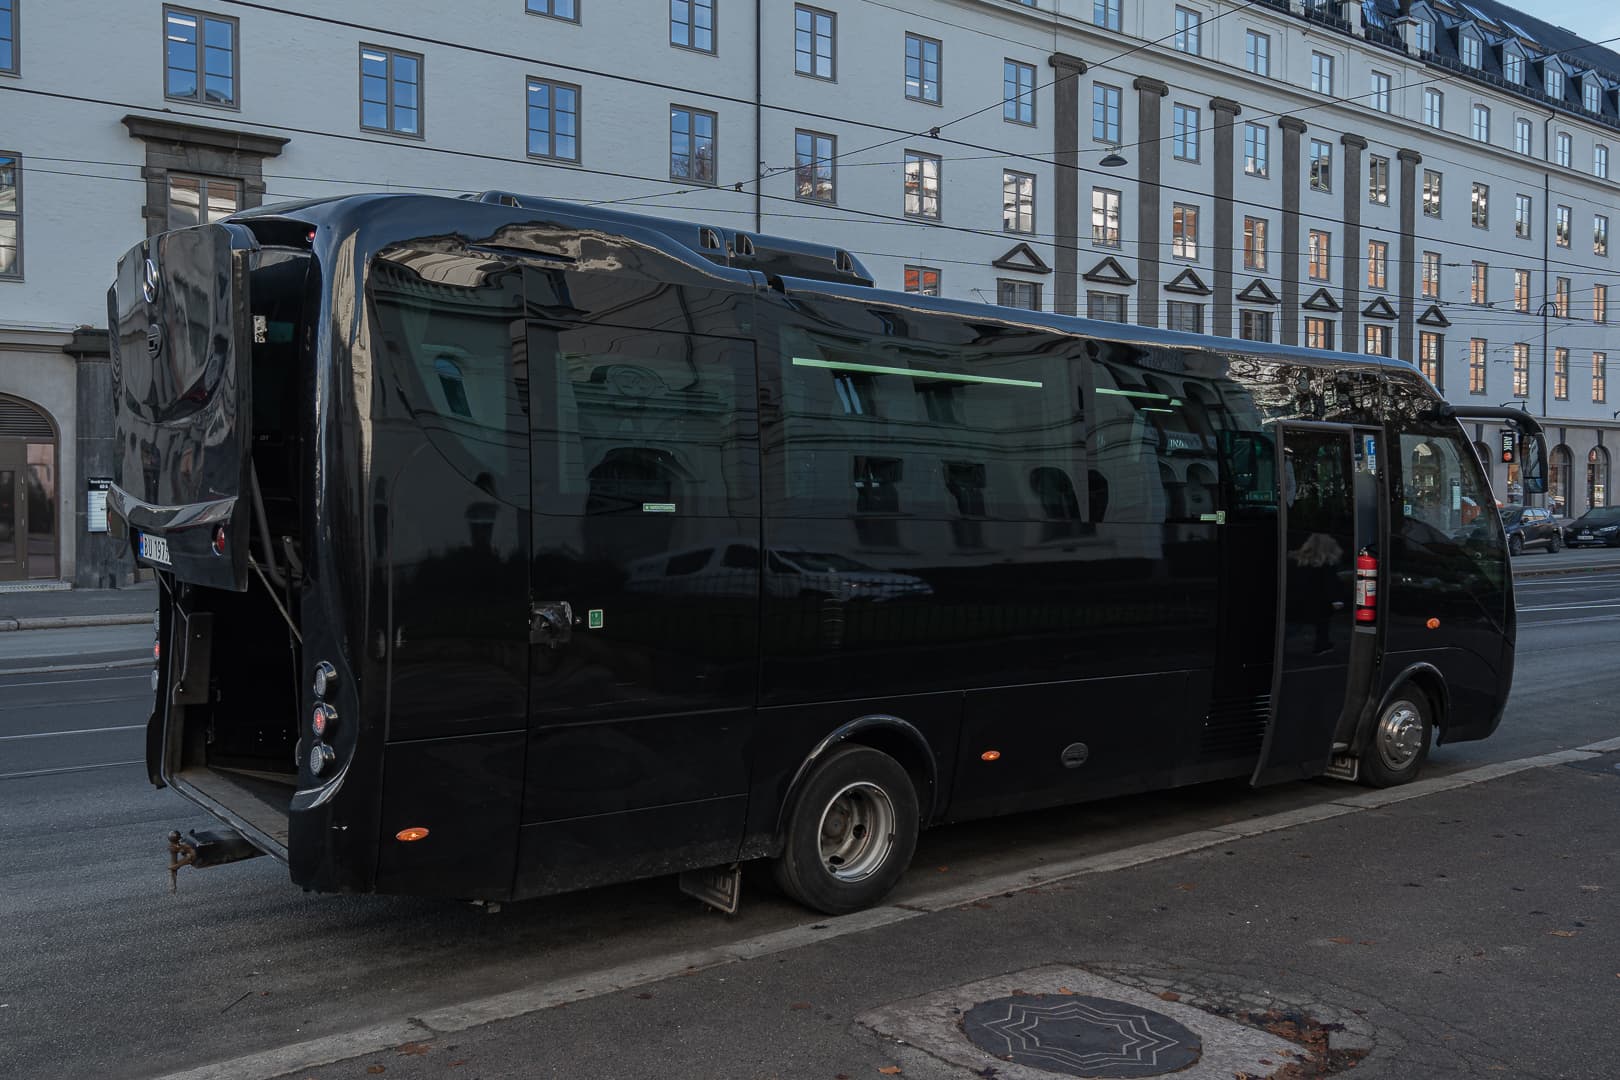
[{"xmin": 1506, "ymin": 0, "xmax": 1620, "ymax": 53}]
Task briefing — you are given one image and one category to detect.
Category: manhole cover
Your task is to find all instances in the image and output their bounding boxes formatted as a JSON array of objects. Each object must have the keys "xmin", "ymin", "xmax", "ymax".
[{"xmin": 962, "ymin": 994, "xmax": 1202, "ymax": 1078}]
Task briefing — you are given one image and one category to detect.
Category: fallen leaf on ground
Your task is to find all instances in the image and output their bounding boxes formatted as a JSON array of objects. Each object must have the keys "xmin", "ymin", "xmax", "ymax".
[
  {"xmin": 936, "ymin": 866, "xmax": 949, "ymax": 872},
  {"xmin": 1056, "ymin": 986, "xmax": 1075, "ymax": 995},
  {"xmin": 1175, "ymin": 882, "xmax": 1196, "ymax": 891},
  {"xmin": 1158, "ymin": 991, "xmax": 1181, "ymax": 1002},
  {"xmin": 636, "ymin": 993, "xmax": 653, "ymax": 1000},
  {"xmin": 879, "ymin": 1068, "xmax": 903, "ymax": 1075},
  {"xmin": 1328, "ymin": 936, "xmax": 1353, "ymax": 945},
  {"xmin": 398, "ymin": 1043, "xmax": 432, "ymax": 1057},
  {"xmin": 791, "ymin": 1002, "xmax": 812, "ymax": 1010},
  {"xmin": 366, "ymin": 1068, "xmax": 385, "ymax": 1076},
  {"xmin": 1359, "ymin": 940, "xmax": 1376, "ymax": 946},
  {"xmin": 1549, "ymin": 930, "xmax": 1578, "ymax": 938}
]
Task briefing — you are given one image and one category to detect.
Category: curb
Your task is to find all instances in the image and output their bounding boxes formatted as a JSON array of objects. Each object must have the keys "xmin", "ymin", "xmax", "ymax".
[
  {"xmin": 0, "ymin": 613, "xmax": 154, "ymax": 632},
  {"xmin": 1515, "ymin": 560, "xmax": 1620, "ymax": 579}
]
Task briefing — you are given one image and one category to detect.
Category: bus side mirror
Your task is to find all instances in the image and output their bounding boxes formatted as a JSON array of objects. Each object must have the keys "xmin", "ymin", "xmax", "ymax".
[{"xmin": 1521, "ymin": 431, "xmax": 1548, "ymax": 494}]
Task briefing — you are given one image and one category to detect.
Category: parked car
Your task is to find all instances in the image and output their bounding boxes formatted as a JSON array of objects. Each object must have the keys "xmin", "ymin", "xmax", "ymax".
[
  {"xmin": 1499, "ymin": 506, "xmax": 1562, "ymax": 555},
  {"xmin": 1563, "ymin": 507, "xmax": 1620, "ymax": 548}
]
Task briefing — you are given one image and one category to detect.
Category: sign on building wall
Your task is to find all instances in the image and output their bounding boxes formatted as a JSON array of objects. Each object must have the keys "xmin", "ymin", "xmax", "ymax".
[{"xmin": 87, "ymin": 477, "xmax": 112, "ymax": 533}]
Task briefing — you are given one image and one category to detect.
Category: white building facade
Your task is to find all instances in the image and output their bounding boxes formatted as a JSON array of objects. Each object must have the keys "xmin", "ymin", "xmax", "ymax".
[{"xmin": 1, "ymin": 0, "xmax": 1616, "ymax": 584}]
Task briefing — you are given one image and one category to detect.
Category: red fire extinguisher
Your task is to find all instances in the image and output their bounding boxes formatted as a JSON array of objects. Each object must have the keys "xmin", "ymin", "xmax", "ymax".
[{"xmin": 1354, "ymin": 550, "xmax": 1378, "ymax": 624}]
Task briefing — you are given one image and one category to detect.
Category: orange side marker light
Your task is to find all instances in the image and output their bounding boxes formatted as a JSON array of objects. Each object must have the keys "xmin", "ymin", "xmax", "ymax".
[
  {"xmin": 395, "ymin": 827, "xmax": 430, "ymax": 842},
  {"xmin": 980, "ymin": 750, "xmax": 1002, "ymax": 762},
  {"xmin": 1426, "ymin": 618, "xmax": 1441, "ymax": 630}
]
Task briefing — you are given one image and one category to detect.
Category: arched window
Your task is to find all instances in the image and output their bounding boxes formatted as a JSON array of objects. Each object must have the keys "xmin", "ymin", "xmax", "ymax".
[
  {"xmin": 1549, "ymin": 445, "xmax": 1573, "ymax": 517},
  {"xmin": 1589, "ymin": 446, "xmax": 1612, "ymax": 509}
]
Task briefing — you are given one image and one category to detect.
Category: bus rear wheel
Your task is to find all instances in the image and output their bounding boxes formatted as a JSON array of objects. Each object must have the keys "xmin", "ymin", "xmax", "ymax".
[
  {"xmin": 773, "ymin": 745, "xmax": 919, "ymax": 915},
  {"xmin": 1359, "ymin": 690, "xmax": 1433, "ymax": 788}
]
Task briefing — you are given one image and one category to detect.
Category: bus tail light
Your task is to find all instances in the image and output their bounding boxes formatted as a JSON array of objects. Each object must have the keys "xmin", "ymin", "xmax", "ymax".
[
  {"xmin": 312, "ymin": 704, "xmax": 336, "ymax": 738},
  {"xmin": 1355, "ymin": 551, "xmax": 1378, "ymax": 624},
  {"xmin": 396, "ymin": 827, "xmax": 430, "ymax": 842},
  {"xmin": 211, "ymin": 525, "xmax": 227, "ymax": 557}
]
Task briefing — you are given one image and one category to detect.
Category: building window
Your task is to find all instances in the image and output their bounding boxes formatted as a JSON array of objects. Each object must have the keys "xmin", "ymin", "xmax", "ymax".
[
  {"xmin": 1310, "ymin": 51, "xmax": 1333, "ymax": 95},
  {"xmin": 1166, "ymin": 301, "xmax": 1203, "ymax": 333},
  {"xmin": 998, "ymin": 279, "xmax": 1041, "ymax": 311},
  {"xmin": 1003, "ymin": 60, "xmax": 1035, "ymax": 125},
  {"xmin": 904, "ymin": 33, "xmax": 941, "ymax": 104},
  {"xmin": 1547, "ymin": 67, "xmax": 1565, "ymax": 99},
  {"xmin": 1515, "ymin": 118, "xmax": 1532, "ymax": 155},
  {"xmin": 1504, "ymin": 53, "xmax": 1524, "ymax": 84},
  {"xmin": 1093, "ymin": 84, "xmax": 1121, "ymax": 143},
  {"xmin": 167, "ymin": 173, "xmax": 239, "ymax": 231},
  {"xmin": 1087, "ymin": 291, "xmax": 1127, "ymax": 321},
  {"xmin": 1597, "ymin": 215, "xmax": 1610, "ymax": 257},
  {"xmin": 795, "ymin": 129, "xmax": 835, "ymax": 202},
  {"xmin": 1246, "ymin": 31, "xmax": 1269, "ymax": 77},
  {"xmin": 1503, "ymin": 343, "xmax": 1529, "ymax": 398},
  {"xmin": 671, "ymin": 0, "xmax": 714, "ymax": 52},
  {"xmin": 1556, "ymin": 204, "xmax": 1571, "ymax": 247},
  {"xmin": 1370, "ymin": 71, "xmax": 1390, "ymax": 113},
  {"xmin": 1471, "ymin": 104, "xmax": 1490, "ymax": 143},
  {"xmin": 1595, "ymin": 284, "xmax": 1608, "ymax": 323},
  {"xmin": 1240, "ymin": 309, "xmax": 1272, "ymax": 342},
  {"xmin": 1171, "ymin": 204, "xmax": 1199, "ymax": 259},
  {"xmin": 1174, "ymin": 7, "xmax": 1200, "ymax": 55},
  {"xmin": 1460, "ymin": 34, "xmax": 1482, "ymax": 68},
  {"xmin": 1172, "ymin": 104, "xmax": 1199, "ymax": 161},
  {"xmin": 0, "ymin": 0, "xmax": 14, "ymax": 74},
  {"xmin": 1414, "ymin": 18, "xmax": 1434, "ymax": 52},
  {"xmin": 1471, "ymin": 261, "xmax": 1488, "ymax": 304},
  {"xmin": 1586, "ymin": 80, "xmax": 1602, "ymax": 113},
  {"xmin": 1556, "ymin": 131, "xmax": 1571, "ymax": 167},
  {"xmin": 904, "ymin": 265, "xmax": 940, "ymax": 296},
  {"xmin": 1305, "ymin": 317, "xmax": 1334, "ymax": 350},
  {"xmin": 1244, "ymin": 122, "xmax": 1268, "ymax": 176},
  {"xmin": 1556, "ymin": 276, "xmax": 1571, "ymax": 318},
  {"xmin": 0, "ymin": 152, "xmax": 19, "ymax": 279},
  {"xmin": 1422, "ymin": 251, "xmax": 1440, "ymax": 298},
  {"xmin": 670, "ymin": 105, "xmax": 716, "ymax": 182},
  {"xmin": 1423, "ymin": 88, "xmax": 1443, "ymax": 128},
  {"xmin": 526, "ymin": 0, "xmax": 577, "ymax": 18},
  {"xmin": 1514, "ymin": 269, "xmax": 1531, "ymax": 313},
  {"xmin": 1469, "ymin": 339, "xmax": 1487, "ymax": 393},
  {"xmin": 1368, "ymin": 155, "xmax": 1388, "ymax": 204},
  {"xmin": 1243, "ymin": 216, "xmax": 1267, "ymax": 271},
  {"xmin": 1554, "ymin": 348, "xmax": 1569, "ymax": 399},
  {"xmin": 1002, "ymin": 170, "xmax": 1034, "ymax": 233},
  {"xmin": 1597, "ymin": 145, "xmax": 1610, "ymax": 179},
  {"xmin": 794, "ymin": 5, "xmax": 834, "ymax": 80},
  {"xmin": 1366, "ymin": 239, "xmax": 1387, "ymax": 289},
  {"xmin": 903, "ymin": 151, "xmax": 940, "ymax": 218},
  {"xmin": 1419, "ymin": 332, "xmax": 1442, "ymax": 386},
  {"xmin": 1309, "ymin": 140, "xmax": 1332, "ymax": 192},
  {"xmin": 164, "ymin": 7, "xmax": 237, "ymax": 107},
  {"xmin": 1471, "ymin": 183, "xmax": 1488, "ymax": 228},
  {"xmin": 1092, "ymin": 187, "xmax": 1121, "ymax": 246},
  {"xmin": 361, "ymin": 46, "xmax": 422, "ymax": 136},
  {"xmin": 1308, "ymin": 229, "xmax": 1331, "ymax": 281},
  {"xmin": 1596, "ymin": 353, "xmax": 1609, "ymax": 403},
  {"xmin": 526, "ymin": 79, "xmax": 579, "ymax": 161},
  {"xmin": 1094, "ymin": 0, "xmax": 1122, "ymax": 31},
  {"xmin": 1514, "ymin": 194, "xmax": 1532, "ymax": 239},
  {"xmin": 1365, "ymin": 325, "xmax": 1390, "ymax": 357}
]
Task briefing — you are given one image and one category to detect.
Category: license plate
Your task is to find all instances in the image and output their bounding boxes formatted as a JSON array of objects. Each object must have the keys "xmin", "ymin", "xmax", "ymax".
[
  {"xmin": 138, "ymin": 531, "xmax": 171, "ymax": 566},
  {"xmin": 1579, "ymin": 532, "xmax": 1593, "ymax": 539}
]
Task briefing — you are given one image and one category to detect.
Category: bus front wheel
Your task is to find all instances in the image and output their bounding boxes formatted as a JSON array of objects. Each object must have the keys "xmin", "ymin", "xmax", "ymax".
[
  {"xmin": 1359, "ymin": 691, "xmax": 1433, "ymax": 788},
  {"xmin": 773, "ymin": 745, "xmax": 919, "ymax": 915}
]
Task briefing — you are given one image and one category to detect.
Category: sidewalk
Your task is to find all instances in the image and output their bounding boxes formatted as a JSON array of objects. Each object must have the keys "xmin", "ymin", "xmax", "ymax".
[{"xmin": 0, "ymin": 580, "xmax": 156, "ymax": 631}]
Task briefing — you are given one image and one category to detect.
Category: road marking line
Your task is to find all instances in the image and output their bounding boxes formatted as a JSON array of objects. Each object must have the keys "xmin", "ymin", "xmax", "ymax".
[
  {"xmin": 0, "ymin": 759, "xmax": 143, "ymax": 781},
  {"xmin": 0, "ymin": 658, "xmax": 150, "ymax": 677},
  {"xmin": 0, "ymin": 724, "xmax": 144, "ymax": 741},
  {"xmin": 0, "ymin": 671, "xmax": 148, "ymax": 689},
  {"xmin": 141, "ymin": 744, "xmax": 1615, "ymax": 1080},
  {"xmin": 0, "ymin": 696, "xmax": 148, "ymax": 713}
]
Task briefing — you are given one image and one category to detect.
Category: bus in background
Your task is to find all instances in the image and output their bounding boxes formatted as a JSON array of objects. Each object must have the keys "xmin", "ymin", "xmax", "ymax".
[{"xmin": 108, "ymin": 192, "xmax": 1544, "ymax": 915}]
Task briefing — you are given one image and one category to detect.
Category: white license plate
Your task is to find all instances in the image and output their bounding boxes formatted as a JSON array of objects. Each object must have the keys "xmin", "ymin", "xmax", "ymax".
[
  {"xmin": 138, "ymin": 531, "xmax": 171, "ymax": 566},
  {"xmin": 1579, "ymin": 532, "xmax": 1593, "ymax": 539}
]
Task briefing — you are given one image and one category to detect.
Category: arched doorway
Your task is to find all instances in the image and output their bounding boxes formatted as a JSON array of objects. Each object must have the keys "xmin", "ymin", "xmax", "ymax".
[
  {"xmin": 0, "ymin": 395, "xmax": 59, "ymax": 581},
  {"xmin": 1589, "ymin": 446, "xmax": 1612, "ymax": 510},
  {"xmin": 1549, "ymin": 445, "xmax": 1573, "ymax": 517}
]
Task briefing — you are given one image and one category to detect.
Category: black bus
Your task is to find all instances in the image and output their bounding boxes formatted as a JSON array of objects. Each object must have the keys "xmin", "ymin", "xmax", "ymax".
[{"xmin": 108, "ymin": 192, "xmax": 1544, "ymax": 914}]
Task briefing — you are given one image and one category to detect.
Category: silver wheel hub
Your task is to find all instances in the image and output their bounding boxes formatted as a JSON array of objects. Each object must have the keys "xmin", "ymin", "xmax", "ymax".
[
  {"xmin": 1377, "ymin": 702, "xmax": 1424, "ymax": 771},
  {"xmin": 818, "ymin": 782, "xmax": 896, "ymax": 882}
]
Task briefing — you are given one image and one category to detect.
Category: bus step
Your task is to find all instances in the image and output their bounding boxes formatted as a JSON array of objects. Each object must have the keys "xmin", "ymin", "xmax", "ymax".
[
  {"xmin": 679, "ymin": 865, "xmax": 742, "ymax": 916},
  {"xmin": 166, "ymin": 828, "xmax": 265, "ymax": 892},
  {"xmin": 1323, "ymin": 754, "xmax": 1360, "ymax": 782}
]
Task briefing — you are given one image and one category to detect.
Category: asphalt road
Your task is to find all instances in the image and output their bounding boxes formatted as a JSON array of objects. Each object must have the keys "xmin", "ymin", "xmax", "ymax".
[{"xmin": 2, "ymin": 567, "xmax": 1617, "ymax": 1080}]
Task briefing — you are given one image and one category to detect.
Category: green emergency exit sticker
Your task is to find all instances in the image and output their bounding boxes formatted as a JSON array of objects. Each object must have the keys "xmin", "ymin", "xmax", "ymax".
[{"xmin": 588, "ymin": 609, "xmax": 604, "ymax": 630}]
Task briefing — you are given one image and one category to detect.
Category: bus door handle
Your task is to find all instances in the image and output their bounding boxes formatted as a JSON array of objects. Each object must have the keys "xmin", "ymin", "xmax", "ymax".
[{"xmin": 530, "ymin": 601, "xmax": 574, "ymax": 648}]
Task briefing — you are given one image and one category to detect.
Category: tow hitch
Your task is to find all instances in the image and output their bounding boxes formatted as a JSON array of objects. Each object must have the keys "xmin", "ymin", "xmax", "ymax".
[{"xmin": 167, "ymin": 828, "xmax": 264, "ymax": 892}]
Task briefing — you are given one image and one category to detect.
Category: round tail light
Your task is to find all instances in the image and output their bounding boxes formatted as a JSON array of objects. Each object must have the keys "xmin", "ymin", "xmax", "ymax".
[{"xmin": 211, "ymin": 525, "xmax": 227, "ymax": 557}]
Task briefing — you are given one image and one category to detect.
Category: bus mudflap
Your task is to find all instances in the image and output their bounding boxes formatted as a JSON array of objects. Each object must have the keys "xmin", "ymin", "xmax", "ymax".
[{"xmin": 107, "ymin": 222, "xmax": 259, "ymax": 592}]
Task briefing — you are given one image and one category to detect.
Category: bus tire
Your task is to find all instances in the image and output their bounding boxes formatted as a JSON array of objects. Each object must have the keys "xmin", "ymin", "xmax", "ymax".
[
  {"xmin": 773, "ymin": 745, "xmax": 919, "ymax": 915},
  {"xmin": 1359, "ymin": 690, "xmax": 1433, "ymax": 788}
]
